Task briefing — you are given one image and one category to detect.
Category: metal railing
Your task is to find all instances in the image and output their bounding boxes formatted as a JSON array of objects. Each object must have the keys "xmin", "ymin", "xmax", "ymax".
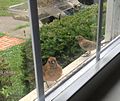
[{"xmin": 28, "ymin": 0, "xmax": 45, "ymax": 101}]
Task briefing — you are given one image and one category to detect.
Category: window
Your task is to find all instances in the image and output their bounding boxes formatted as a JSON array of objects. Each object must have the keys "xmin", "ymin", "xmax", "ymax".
[{"xmin": 0, "ymin": 0, "xmax": 120, "ymax": 101}]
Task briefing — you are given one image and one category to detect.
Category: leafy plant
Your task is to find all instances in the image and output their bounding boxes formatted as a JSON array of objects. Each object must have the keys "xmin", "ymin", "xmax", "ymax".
[
  {"xmin": 25, "ymin": 4, "xmax": 106, "ymax": 67},
  {"xmin": 39, "ymin": 4, "xmax": 100, "ymax": 66},
  {"xmin": 0, "ymin": 45, "xmax": 29, "ymax": 101}
]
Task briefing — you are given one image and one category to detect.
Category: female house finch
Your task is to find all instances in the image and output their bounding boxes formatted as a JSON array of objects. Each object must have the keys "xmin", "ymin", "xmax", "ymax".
[
  {"xmin": 43, "ymin": 57, "xmax": 62, "ymax": 87},
  {"xmin": 76, "ymin": 35, "xmax": 96, "ymax": 56}
]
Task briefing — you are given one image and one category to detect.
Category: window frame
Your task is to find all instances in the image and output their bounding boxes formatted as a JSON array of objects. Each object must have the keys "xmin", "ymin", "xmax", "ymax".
[
  {"xmin": 43, "ymin": 35, "xmax": 120, "ymax": 101},
  {"xmin": 26, "ymin": 0, "xmax": 120, "ymax": 101}
]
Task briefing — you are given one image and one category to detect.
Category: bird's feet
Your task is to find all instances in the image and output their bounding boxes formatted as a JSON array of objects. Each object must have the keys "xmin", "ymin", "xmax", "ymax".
[
  {"xmin": 44, "ymin": 81, "xmax": 50, "ymax": 88},
  {"xmin": 82, "ymin": 51, "xmax": 91, "ymax": 57}
]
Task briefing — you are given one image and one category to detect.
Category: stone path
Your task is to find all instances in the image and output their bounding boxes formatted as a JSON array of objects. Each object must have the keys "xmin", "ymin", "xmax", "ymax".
[
  {"xmin": 0, "ymin": 16, "xmax": 31, "ymax": 39},
  {"xmin": 0, "ymin": 16, "xmax": 43, "ymax": 39},
  {"xmin": 0, "ymin": 36, "xmax": 24, "ymax": 51},
  {"xmin": 0, "ymin": 16, "xmax": 44, "ymax": 51},
  {"xmin": 0, "ymin": 16, "xmax": 29, "ymax": 51}
]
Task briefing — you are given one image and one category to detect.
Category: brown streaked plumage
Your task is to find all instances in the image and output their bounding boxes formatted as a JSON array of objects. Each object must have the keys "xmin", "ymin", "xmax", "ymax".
[
  {"xmin": 76, "ymin": 35, "xmax": 96, "ymax": 55},
  {"xmin": 43, "ymin": 57, "xmax": 62, "ymax": 87}
]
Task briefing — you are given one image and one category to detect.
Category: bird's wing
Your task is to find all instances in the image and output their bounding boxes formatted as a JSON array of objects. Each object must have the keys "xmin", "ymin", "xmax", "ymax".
[{"xmin": 81, "ymin": 40, "xmax": 96, "ymax": 51}]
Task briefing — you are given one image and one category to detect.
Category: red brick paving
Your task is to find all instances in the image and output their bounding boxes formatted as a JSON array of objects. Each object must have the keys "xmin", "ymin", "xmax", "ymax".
[{"xmin": 0, "ymin": 36, "xmax": 24, "ymax": 51}]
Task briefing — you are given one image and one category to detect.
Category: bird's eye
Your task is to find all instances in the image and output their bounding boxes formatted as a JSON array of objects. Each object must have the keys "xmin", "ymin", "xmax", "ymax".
[{"xmin": 48, "ymin": 61, "xmax": 51, "ymax": 64}]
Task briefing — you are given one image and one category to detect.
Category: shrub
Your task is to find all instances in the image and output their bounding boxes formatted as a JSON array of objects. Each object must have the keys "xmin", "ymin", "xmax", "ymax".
[
  {"xmin": 39, "ymin": 4, "xmax": 99, "ymax": 66},
  {"xmin": 0, "ymin": 45, "xmax": 31, "ymax": 101},
  {"xmin": 25, "ymin": 4, "xmax": 106, "ymax": 67}
]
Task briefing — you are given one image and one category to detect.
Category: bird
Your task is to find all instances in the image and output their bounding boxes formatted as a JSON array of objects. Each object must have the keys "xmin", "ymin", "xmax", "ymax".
[
  {"xmin": 43, "ymin": 57, "xmax": 62, "ymax": 87},
  {"xmin": 76, "ymin": 35, "xmax": 96, "ymax": 56}
]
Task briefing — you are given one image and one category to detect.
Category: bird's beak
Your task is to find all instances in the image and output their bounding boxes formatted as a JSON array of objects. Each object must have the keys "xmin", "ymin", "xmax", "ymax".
[{"xmin": 51, "ymin": 61, "xmax": 55, "ymax": 64}]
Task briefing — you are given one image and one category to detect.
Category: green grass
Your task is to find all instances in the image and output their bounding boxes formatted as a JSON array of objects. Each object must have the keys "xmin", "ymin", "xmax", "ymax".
[
  {"xmin": 0, "ymin": 32, "xmax": 5, "ymax": 37},
  {"xmin": 0, "ymin": 0, "xmax": 24, "ymax": 16}
]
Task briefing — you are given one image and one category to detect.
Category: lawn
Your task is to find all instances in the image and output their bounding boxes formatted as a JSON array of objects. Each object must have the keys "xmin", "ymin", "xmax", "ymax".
[{"xmin": 0, "ymin": 0, "xmax": 24, "ymax": 16}]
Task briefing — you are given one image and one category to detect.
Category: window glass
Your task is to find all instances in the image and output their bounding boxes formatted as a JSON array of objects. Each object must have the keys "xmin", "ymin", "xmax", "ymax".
[
  {"xmin": 39, "ymin": 0, "xmax": 99, "ymax": 89},
  {"xmin": 0, "ymin": 0, "xmax": 112, "ymax": 100},
  {"xmin": 0, "ymin": 0, "xmax": 35, "ymax": 101}
]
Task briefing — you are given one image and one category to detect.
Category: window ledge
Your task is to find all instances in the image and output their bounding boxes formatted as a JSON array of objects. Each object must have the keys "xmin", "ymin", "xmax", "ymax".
[
  {"xmin": 19, "ymin": 36, "xmax": 120, "ymax": 101},
  {"xmin": 45, "ymin": 36, "xmax": 120, "ymax": 101}
]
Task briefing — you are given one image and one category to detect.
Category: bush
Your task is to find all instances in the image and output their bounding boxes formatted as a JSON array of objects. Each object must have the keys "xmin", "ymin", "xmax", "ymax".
[
  {"xmin": 25, "ymin": 4, "xmax": 106, "ymax": 67},
  {"xmin": 40, "ymin": 4, "xmax": 106, "ymax": 66},
  {"xmin": 39, "ymin": 4, "xmax": 100, "ymax": 66},
  {"xmin": 0, "ymin": 45, "xmax": 32, "ymax": 101}
]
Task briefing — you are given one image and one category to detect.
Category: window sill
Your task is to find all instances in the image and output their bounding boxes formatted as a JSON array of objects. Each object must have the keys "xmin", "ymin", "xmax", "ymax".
[
  {"xmin": 45, "ymin": 35, "xmax": 120, "ymax": 101},
  {"xmin": 20, "ymin": 35, "xmax": 120, "ymax": 101}
]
